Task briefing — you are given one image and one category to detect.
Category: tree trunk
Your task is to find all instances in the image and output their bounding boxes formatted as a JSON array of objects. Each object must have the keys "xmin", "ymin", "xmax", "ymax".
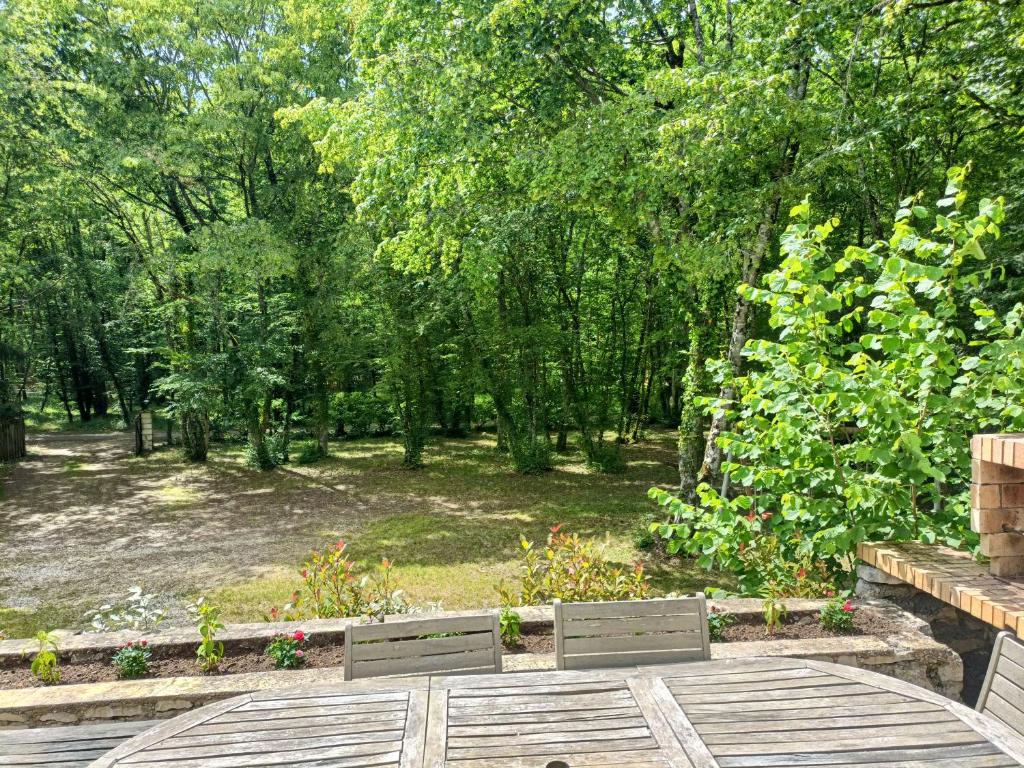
[{"xmin": 696, "ymin": 61, "xmax": 809, "ymax": 489}]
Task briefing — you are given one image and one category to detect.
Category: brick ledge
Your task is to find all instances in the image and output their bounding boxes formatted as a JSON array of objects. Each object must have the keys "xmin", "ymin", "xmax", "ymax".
[{"xmin": 859, "ymin": 540, "xmax": 1024, "ymax": 635}]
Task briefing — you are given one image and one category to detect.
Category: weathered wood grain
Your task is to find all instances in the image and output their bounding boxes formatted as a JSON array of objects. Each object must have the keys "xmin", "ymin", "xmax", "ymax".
[
  {"xmin": 79, "ymin": 656, "xmax": 1024, "ymax": 768},
  {"xmin": 553, "ymin": 596, "xmax": 710, "ymax": 671},
  {"xmin": 346, "ymin": 613, "xmax": 502, "ymax": 680}
]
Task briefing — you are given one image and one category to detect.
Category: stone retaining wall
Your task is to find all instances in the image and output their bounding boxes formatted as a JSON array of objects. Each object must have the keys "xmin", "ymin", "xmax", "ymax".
[
  {"xmin": 0, "ymin": 599, "xmax": 963, "ymax": 728},
  {"xmin": 857, "ymin": 562, "xmax": 998, "ymax": 705}
]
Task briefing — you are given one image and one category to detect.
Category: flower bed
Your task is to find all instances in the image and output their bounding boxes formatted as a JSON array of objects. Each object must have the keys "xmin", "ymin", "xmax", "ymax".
[
  {"xmin": 0, "ymin": 599, "xmax": 935, "ymax": 689},
  {"xmin": 0, "ymin": 598, "xmax": 964, "ymax": 727}
]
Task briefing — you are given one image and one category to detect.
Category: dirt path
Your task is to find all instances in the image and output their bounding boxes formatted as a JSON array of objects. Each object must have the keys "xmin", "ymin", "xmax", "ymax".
[
  {"xmin": 0, "ymin": 430, "xmax": 684, "ymax": 634},
  {"xmin": 0, "ymin": 432, "xmax": 361, "ymax": 626}
]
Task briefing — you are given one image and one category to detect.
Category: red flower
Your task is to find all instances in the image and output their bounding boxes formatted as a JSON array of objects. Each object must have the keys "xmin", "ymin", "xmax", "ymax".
[
  {"xmin": 746, "ymin": 512, "xmax": 756, "ymax": 523},
  {"xmin": 140, "ymin": 640, "xmax": 148, "ymax": 647},
  {"xmin": 797, "ymin": 568, "xmax": 807, "ymax": 580},
  {"xmin": 293, "ymin": 631, "xmax": 305, "ymax": 642},
  {"xmin": 842, "ymin": 599, "xmax": 855, "ymax": 613},
  {"xmin": 761, "ymin": 512, "xmax": 772, "ymax": 520},
  {"xmin": 550, "ymin": 523, "xmax": 564, "ymax": 534}
]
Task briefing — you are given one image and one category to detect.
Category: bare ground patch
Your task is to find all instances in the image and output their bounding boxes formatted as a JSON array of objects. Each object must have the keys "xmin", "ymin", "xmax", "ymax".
[{"xmin": 0, "ymin": 430, "xmax": 716, "ymax": 637}]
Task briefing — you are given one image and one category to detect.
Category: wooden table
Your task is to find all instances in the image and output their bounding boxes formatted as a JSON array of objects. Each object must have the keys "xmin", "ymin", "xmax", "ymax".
[{"xmin": 87, "ymin": 657, "xmax": 1024, "ymax": 768}]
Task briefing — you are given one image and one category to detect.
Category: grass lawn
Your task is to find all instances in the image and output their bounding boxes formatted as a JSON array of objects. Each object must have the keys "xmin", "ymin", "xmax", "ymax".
[
  {"xmin": 0, "ymin": 426, "xmax": 728, "ymax": 639},
  {"xmin": 208, "ymin": 431, "xmax": 724, "ymax": 622}
]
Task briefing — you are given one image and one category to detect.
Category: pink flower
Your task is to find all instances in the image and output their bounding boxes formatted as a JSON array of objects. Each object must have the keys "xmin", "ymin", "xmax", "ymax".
[
  {"xmin": 293, "ymin": 631, "xmax": 305, "ymax": 642},
  {"xmin": 842, "ymin": 599, "xmax": 855, "ymax": 613},
  {"xmin": 295, "ymin": 650, "xmax": 304, "ymax": 658},
  {"xmin": 140, "ymin": 640, "xmax": 148, "ymax": 647}
]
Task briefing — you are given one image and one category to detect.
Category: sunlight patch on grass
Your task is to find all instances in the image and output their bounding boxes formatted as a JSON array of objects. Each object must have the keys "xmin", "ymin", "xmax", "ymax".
[
  {"xmin": 154, "ymin": 485, "xmax": 200, "ymax": 505},
  {"xmin": 0, "ymin": 605, "xmax": 83, "ymax": 640}
]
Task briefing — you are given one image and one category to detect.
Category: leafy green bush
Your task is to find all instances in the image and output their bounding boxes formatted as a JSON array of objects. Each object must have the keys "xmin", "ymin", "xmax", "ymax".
[
  {"xmin": 332, "ymin": 391, "xmax": 394, "ymax": 437},
  {"xmin": 499, "ymin": 607, "xmax": 522, "ymax": 646},
  {"xmin": 706, "ymin": 606, "xmax": 735, "ymax": 642},
  {"xmin": 498, "ymin": 525, "xmax": 649, "ymax": 605},
  {"xmin": 583, "ymin": 440, "xmax": 625, "ymax": 474},
  {"xmin": 291, "ymin": 541, "xmax": 414, "ymax": 621},
  {"xmin": 265, "ymin": 631, "xmax": 307, "ymax": 669},
  {"xmin": 295, "ymin": 441, "xmax": 327, "ymax": 465},
  {"xmin": 632, "ymin": 515, "xmax": 657, "ymax": 550},
  {"xmin": 820, "ymin": 597, "xmax": 856, "ymax": 633},
  {"xmin": 650, "ymin": 173, "xmax": 1024, "ymax": 592},
  {"xmin": 192, "ymin": 598, "xmax": 225, "ymax": 672},
  {"xmin": 508, "ymin": 439, "xmax": 552, "ymax": 474},
  {"xmin": 87, "ymin": 586, "xmax": 168, "ymax": 633},
  {"xmin": 31, "ymin": 631, "xmax": 60, "ymax": 685},
  {"xmin": 112, "ymin": 640, "xmax": 152, "ymax": 679}
]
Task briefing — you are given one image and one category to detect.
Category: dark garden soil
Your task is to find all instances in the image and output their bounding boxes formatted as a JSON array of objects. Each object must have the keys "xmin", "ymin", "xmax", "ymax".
[
  {"xmin": 718, "ymin": 606, "xmax": 899, "ymax": 643},
  {"xmin": 0, "ymin": 605, "xmax": 895, "ymax": 689},
  {"xmin": 0, "ymin": 644, "xmax": 348, "ymax": 689}
]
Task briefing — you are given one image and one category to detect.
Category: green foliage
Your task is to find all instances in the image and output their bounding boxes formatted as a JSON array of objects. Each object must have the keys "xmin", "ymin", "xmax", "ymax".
[
  {"xmin": 632, "ymin": 515, "xmax": 657, "ymax": 551},
  {"xmin": 820, "ymin": 597, "xmax": 856, "ymax": 633},
  {"xmin": 295, "ymin": 441, "xmax": 327, "ymax": 465},
  {"xmin": 583, "ymin": 441, "xmax": 626, "ymax": 474},
  {"xmin": 333, "ymin": 392, "xmax": 394, "ymax": 438},
  {"xmin": 192, "ymin": 598, "xmax": 226, "ymax": 673},
  {"xmin": 86, "ymin": 587, "xmax": 167, "ymax": 633},
  {"xmin": 499, "ymin": 526, "xmax": 650, "ymax": 606},
  {"xmin": 293, "ymin": 541, "xmax": 413, "ymax": 621},
  {"xmin": 499, "ymin": 607, "xmax": 522, "ymax": 646},
  {"xmin": 112, "ymin": 640, "xmax": 152, "ymax": 680},
  {"xmin": 265, "ymin": 631, "xmax": 307, "ymax": 670},
  {"xmin": 30, "ymin": 631, "xmax": 60, "ymax": 685},
  {"xmin": 706, "ymin": 606, "xmax": 735, "ymax": 643},
  {"xmin": 762, "ymin": 596, "xmax": 788, "ymax": 637},
  {"xmin": 651, "ymin": 177, "xmax": 1024, "ymax": 592}
]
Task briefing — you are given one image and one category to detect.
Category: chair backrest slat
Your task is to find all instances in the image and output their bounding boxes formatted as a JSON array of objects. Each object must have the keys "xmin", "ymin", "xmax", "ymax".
[
  {"xmin": 977, "ymin": 630, "xmax": 1024, "ymax": 738},
  {"xmin": 553, "ymin": 596, "xmax": 710, "ymax": 670},
  {"xmin": 344, "ymin": 613, "xmax": 502, "ymax": 680}
]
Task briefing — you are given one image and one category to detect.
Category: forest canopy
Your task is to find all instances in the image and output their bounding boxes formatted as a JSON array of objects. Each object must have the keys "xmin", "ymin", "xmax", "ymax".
[{"xmin": 1, "ymin": 0, "xmax": 1023, "ymax": 579}]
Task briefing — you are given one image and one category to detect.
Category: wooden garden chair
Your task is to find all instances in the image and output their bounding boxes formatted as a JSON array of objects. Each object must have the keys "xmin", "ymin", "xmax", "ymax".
[
  {"xmin": 977, "ymin": 630, "xmax": 1024, "ymax": 736},
  {"xmin": 344, "ymin": 612, "xmax": 502, "ymax": 680},
  {"xmin": 553, "ymin": 595, "xmax": 710, "ymax": 670}
]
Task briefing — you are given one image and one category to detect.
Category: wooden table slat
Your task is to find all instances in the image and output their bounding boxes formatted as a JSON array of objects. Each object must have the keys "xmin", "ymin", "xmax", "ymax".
[{"xmin": 78, "ymin": 658, "xmax": 1024, "ymax": 768}]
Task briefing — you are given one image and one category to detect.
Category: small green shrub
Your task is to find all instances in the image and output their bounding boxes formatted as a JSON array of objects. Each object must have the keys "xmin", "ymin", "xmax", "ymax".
[
  {"xmin": 290, "ymin": 541, "xmax": 414, "ymax": 621},
  {"xmin": 31, "ymin": 631, "xmax": 60, "ymax": 685},
  {"xmin": 245, "ymin": 439, "xmax": 277, "ymax": 471},
  {"xmin": 296, "ymin": 441, "xmax": 326, "ymax": 465},
  {"xmin": 499, "ymin": 607, "xmax": 522, "ymax": 646},
  {"xmin": 819, "ymin": 597, "xmax": 856, "ymax": 633},
  {"xmin": 87, "ymin": 586, "xmax": 168, "ymax": 633},
  {"xmin": 498, "ymin": 525, "xmax": 650, "ymax": 606},
  {"xmin": 706, "ymin": 607, "xmax": 736, "ymax": 642},
  {"xmin": 509, "ymin": 440, "xmax": 552, "ymax": 474},
  {"xmin": 112, "ymin": 640, "xmax": 152, "ymax": 679},
  {"xmin": 584, "ymin": 441, "xmax": 625, "ymax": 474},
  {"xmin": 632, "ymin": 515, "xmax": 656, "ymax": 550},
  {"xmin": 193, "ymin": 598, "xmax": 225, "ymax": 672},
  {"xmin": 265, "ymin": 631, "xmax": 307, "ymax": 669},
  {"xmin": 762, "ymin": 594, "xmax": 787, "ymax": 637}
]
